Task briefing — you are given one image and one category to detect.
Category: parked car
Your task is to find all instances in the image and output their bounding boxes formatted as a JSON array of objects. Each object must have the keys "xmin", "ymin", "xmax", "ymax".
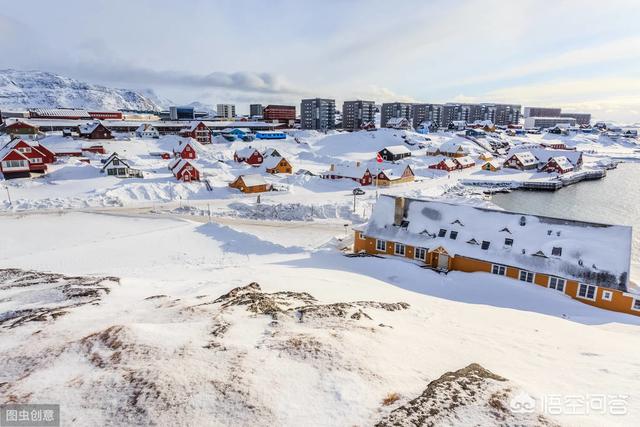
[{"xmin": 352, "ymin": 188, "xmax": 365, "ymax": 195}]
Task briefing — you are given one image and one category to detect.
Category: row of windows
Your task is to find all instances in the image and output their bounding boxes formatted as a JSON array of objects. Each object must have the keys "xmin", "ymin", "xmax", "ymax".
[
  {"xmin": 2, "ymin": 160, "xmax": 28, "ymax": 168},
  {"xmin": 366, "ymin": 235, "xmax": 640, "ymax": 313}
]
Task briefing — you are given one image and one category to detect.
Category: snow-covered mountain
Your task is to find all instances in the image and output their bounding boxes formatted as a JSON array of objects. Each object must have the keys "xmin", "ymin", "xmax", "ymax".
[{"xmin": 0, "ymin": 69, "xmax": 165, "ymax": 112}]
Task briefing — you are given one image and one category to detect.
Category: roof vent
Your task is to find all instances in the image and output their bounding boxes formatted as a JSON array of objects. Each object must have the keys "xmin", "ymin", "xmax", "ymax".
[{"xmin": 519, "ymin": 216, "xmax": 526, "ymax": 226}]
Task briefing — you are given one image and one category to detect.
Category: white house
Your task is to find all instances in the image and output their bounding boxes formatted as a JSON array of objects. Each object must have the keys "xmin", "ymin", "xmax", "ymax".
[{"xmin": 135, "ymin": 124, "xmax": 160, "ymax": 138}]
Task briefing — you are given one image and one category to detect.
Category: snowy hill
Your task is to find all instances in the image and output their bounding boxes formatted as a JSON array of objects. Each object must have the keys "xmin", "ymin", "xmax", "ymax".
[{"xmin": 0, "ymin": 69, "xmax": 164, "ymax": 111}]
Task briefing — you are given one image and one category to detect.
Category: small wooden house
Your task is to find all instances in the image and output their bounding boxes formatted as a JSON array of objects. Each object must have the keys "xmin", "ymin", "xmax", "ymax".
[
  {"xmin": 179, "ymin": 121, "xmax": 211, "ymax": 144},
  {"xmin": 504, "ymin": 152, "xmax": 538, "ymax": 170},
  {"xmin": 78, "ymin": 122, "xmax": 112, "ymax": 139},
  {"xmin": 385, "ymin": 117, "xmax": 412, "ymax": 130},
  {"xmin": 322, "ymin": 163, "xmax": 373, "ymax": 186},
  {"xmin": 540, "ymin": 156, "xmax": 574, "ymax": 174},
  {"xmin": 481, "ymin": 160, "xmax": 502, "ymax": 172},
  {"xmin": 234, "ymin": 147, "xmax": 263, "ymax": 166},
  {"xmin": 453, "ymin": 156, "xmax": 475, "ymax": 169},
  {"xmin": 263, "ymin": 156, "xmax": 292, "ymax": 174},
  {"xmin": 0, "ymin": 139, "xmax": 55, "ymax": 178},
  {"xmin": 136, "ymin": 124, "xmax": 160, "ymax": 138},
  {"xmin": 427, "ymin": 141, "xmax": 470, "ymax": 158},
  {"xmin": 4, "ymin": 121, "xmax": 40, "ymax": 136},
  {"xmin": 170, "ymin": 159, "xmax": 200, "ymax": 182},
  {"xmin": 229, "ymin": 174, "xmax": 270, "ymax": 193},
  {"xmin": 479, "ymin": 152, "xmax": 493, "ymax": 161},
  {"xmin": 428, "ymin": 158, "xmax": 457, "ymax": 172},
  {"xmin": 174, "ymin": 139, "xmax": 199, "ymax": 160},
  {"xmin": 101, "ymin": 153, "xmax": 143, "ymax": 178},
  {"xmin": 378, "ymin": 145, "xmax": 411, "ymax": 162},
  {"xmin": 376, "ymin": 164, "xmax": 414, "ymax": 186},
  {"xmin": 0, "ymin": 148, "xmax": 31, "ymax": 179}
]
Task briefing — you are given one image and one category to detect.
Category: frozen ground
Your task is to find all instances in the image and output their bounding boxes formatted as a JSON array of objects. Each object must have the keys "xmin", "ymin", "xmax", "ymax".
[{"xmin": 1, "ymin": 211, "xmax": 640, "ymax": 426}]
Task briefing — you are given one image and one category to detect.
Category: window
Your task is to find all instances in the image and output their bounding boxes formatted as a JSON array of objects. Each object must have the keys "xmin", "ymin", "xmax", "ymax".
[
  {"xmin": 481, "ymin": 241, "xmax": 490, "ymax": 250},
  {"xmin": 633, "ymin": 299, "xmax": 640, "ymax": 311},
  {"xmin": 394, "ymin": 243, "xmax": 406, "ymax": 256},
  {"xmin": 492, "ymin": 264, "xmax": 506, "ymax": 276},
  {"xmin": 113, "ymin": 159, "xmax": 120, "ymax": 166},
  {"xmin": 450, "ymin": 231, "xmax": 458, "ymax": 240},
  {"xmin": 602, "ymin": 291, "xmax": 613, "ymax": 301},
  {"xmin": 551, "ymin": 247, "xmax": 562, "ymax": 256},
  {"xmin": 519, "ymin": 270, "xmax": 534, "ymax": 283},
  {"xmin": 358, "ymin": 232, "xmax": 365, "ymax": 240},
  {"xmin": 504, "ymin": 238, "xmax": 513, "ymax": 247},
  {"xmin": 548, "ymin": 277, "xmax": 565, "ymax": 292},
  {"xmin": 376, "ymin": 239, "xmax": 386, "ymax": 252},
  {"xmin": 438, "ymin": 229, "xmax": 446, "ymax": 237},
  {"xmin": 577, "ymin": 284, "xmax": 597, "ymax": 300},
  {"xmin": 415, "ymin": 247, "xmax": 427, "ymax": 261},
  {"xmin": 3, "ymin": 160, "xmax": 27, "ymax": 168}
]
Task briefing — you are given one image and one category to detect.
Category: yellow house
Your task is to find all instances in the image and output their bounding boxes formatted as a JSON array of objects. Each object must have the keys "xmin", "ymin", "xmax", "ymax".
[
  {"xmin": 479, "ymin": 152, "xmax": 493, "ymax": 161},
  {"xmin": 353, "ymin": 195, "xmax": 639, "ymax": 317},
  {"xmin": 263, "ymin": 156, "xmax": 293, "ymax": 174},
  {"xmin": 481, "ymin": 160, "xmax": 502, "ymax": 172}
]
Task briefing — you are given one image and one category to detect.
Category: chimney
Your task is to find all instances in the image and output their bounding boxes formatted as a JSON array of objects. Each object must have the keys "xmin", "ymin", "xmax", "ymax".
[
  {"xmin": 330, "ymin": 164, "xmax": 335, "ymax": 171},
  {"xmin": 394, "ymin": 197, "xmax": 405, "ymax": 226},
  {"xmin": 356, "ymin": 161, "xmax": 361, "ymax": 167}
]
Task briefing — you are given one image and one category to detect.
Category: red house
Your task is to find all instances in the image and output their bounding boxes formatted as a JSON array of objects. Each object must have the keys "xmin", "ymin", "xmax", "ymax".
[
  {"xmin": 540, "ymin": 156, "xmax": 574, "ymax": 174},
  {"xmin": 428, "ymin": 158, "xmax": 458, "ymax": 172},
  {"xmin": 174, "ymin": 139, "xmax": 199, "ymax": 160},
  {"xmin": 321, "ymin": 163, "xmax": 373, "ymax": 185},
  {"xmin": 234, "ymin": 147, "xmax": 263, "ymax": 166},
  {"xmin": 78, "ymin": 122, "xmax": 112, "ymax": 139},
  {"xmin": 452, "ymin": 156, "xmax": 475, "ymax": 169},
  {"xmin": 180, "ymin": 121, "xmax": 211, "ymax": 144},
  {"xmin": 4, "ymin": 121, "xmax": 40, "ymax": 136},
  {"xmin": 0, "ymin": 139, "xmax": 56, "ymax": 178},
  {"xmin": 170, "ymin": 158, "xmax": 201, "ymax": 182}
]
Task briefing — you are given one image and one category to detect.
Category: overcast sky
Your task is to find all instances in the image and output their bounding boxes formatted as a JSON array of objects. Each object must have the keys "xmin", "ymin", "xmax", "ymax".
[{"xmin": 1, "ymin": 0, "xmax": 639, "ymax": 121}]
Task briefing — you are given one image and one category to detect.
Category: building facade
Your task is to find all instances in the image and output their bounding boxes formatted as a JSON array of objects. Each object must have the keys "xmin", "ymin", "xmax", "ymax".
[
  {"xmin": 524, "ymin": 117, "xmax": 577, "ymax": 129},
  {"xmin": 354, "ymin": 196, "xmax": 638, "ymax": 317},
  {"xmin": 523, "ymin": 107, "xmax": 562, "ymax": 118},
  {"xmin": 216, "ymin": 104, "xmax": 236, "ymax": 119},
  {"xmin": 380, "ymin": 103, "xmax": 413, "ymax": 128},
  {"xmin": 560, "ymin": 112, "xmax": 591, "ymax": 126},
  {"xmin": 300, "ymin": 98, "xmax": 335, "ymax": 130},
  {"xmin": 249, "ymin": 104, "xmax": 264, "ymax": 117},
  {"xmin": 342, "ymin": 100, "xmax": 376, "ymax": 130},
  {"xmin": 263, "ymin": 105, "xmax": 296, "ymax": 124},
  {"xmin": 412, "ymin": 103, "xmax": 443, "ymax": 128}
]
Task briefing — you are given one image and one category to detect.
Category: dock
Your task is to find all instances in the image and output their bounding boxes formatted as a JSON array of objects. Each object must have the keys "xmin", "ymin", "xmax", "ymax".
[{"xmin": 461, "ymin": 168, "xmax": 606, "ymax": 192}]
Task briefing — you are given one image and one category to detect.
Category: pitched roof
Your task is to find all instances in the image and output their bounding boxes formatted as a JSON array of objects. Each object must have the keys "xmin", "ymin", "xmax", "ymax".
[
  {"xmin": 136, "ymin": 123, "xmax": 157, "ymax": 132},
  {"xmin": 508, "ymin": 145, "xmax": 582, "ymax": 166},
  {"xmin": 381, "ymin": 145, "xmax": 411, "ymax": 155},
  {"xmin": 510, "ymin": 151, "xmax": 537, "ymax": 166},
  {"xmin": 262, "ymin": 156, "xmax": 287, "ymax": 170},
  {"xmin": 101, "ymin": 153, "xmax": 131, "ymax": 171},
  {"xmin": 454, "ymin": 156, "xmax": 475, "ymax": 167},
  {"xmin": 235, "ymin": 147, "xmax": 260, "ymax": 158},
  {"xmin": 360, "ymin": 196, "xmax": 632, "ymax": 290},
  {"xmin": 172, "ymin": 159, "xmax": 199, "ymax": 174},
  {"xmin": 438, "ymin": 140, "xmax": 469, "ymax": 154},
  {"xmin": 78, "ymin": 122, "xmax": 105, "ymax": 134},
  {"xmin": 237, "ymin": 174, "xmax": 267, "ymax": 187},
  {"xmin": 325, "ymin": 163, "xmax": 370, "ymax": 179},
  {"xmin": 547, "ymin": 156, "xmax": 574, "ymax": 170}
]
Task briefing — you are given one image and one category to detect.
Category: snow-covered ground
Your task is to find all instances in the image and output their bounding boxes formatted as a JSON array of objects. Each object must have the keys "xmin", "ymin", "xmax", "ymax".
[
  {"xmin": 2, "ymin": 128, "xmax": 640, "ymax": 426},
  {"xmin": 1, "ymin": 211, "xmax": 640, "ymax": 426}
]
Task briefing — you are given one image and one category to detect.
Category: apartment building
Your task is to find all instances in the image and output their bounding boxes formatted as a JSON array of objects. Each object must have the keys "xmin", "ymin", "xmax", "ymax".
[
  {"xmin": 560, "ymin": 112, "xmax": 591, "ymax": 126},
  {"xmin": 249, "ymin": 104, "xmax": 263, "ymax": 117},
  {"xmin": 524, "ymin": 107, "xmax": 562, "ymax": 118},
  {"xmin": 300, "ymin": 98, "xmax": 335, "ymax": 130},
  {"xmin": 263, "ymin": 105, "xmax": 296, "ymax": 124},
  {"xmin": 216, "ymin": 104, "xmax": 236, "ymax": 119},
  {"xmin": 380, "ymin": 103, "xmax": 413, "ymax": 128},
  {"xmin": 342, "ymin": 100, "xmax": 376, "ymax": 130},
  {"xmin": 412, "ymin": 103, "xmax": 444, "ymax": 128}
]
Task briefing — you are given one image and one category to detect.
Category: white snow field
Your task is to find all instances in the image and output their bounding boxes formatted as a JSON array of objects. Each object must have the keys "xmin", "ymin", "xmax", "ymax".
[{"xmin": 1, "ymin": 210, "xmax": 640, "ymax": 426}]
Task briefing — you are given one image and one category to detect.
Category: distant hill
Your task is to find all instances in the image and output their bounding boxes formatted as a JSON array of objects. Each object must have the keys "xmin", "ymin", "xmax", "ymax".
[{"xmin": 0, "ymin": 69, "xmax": 166, "ymax": 112}]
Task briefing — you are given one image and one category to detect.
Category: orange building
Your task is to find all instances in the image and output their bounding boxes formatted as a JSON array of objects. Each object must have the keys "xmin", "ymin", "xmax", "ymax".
[
  {"xmin": 229, "ymin": 174, "xmax": 270, "ymax": 193},
  {"xmin": 354, "ymin": 196, "xmax": 639, "ymax": 317}
]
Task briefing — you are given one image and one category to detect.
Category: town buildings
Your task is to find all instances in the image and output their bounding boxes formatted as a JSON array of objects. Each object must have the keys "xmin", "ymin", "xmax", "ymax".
[
  {"xmin": 300, "ymin": 98, "xmax": 335, "ymax": 130},
  {"xmin": 216, "ymin": 104, "xmax": 236, "ymax": 119},
  {"xmin": 249, "ymin": 104, "xmax": 264, "ymax": 118},
  {"xmin": 169, "ymin": 106, "xmax": 196, "ymax": 121},
  {"xmin": 524, "ymin": 116, "xmax": 577, "ymax": 129},
  {"xmin": 342, "ymin": 100, "xmax": 376, "ymax": 131},
  {"xmin": 263, "ymin": 105, "xmax": 296, "ymax": 125},
  {"xmin": 524, "ymin": 106, "xmax": 591, "ymax": 128},
  {"xmin": 229, "ymin": 174, "xmax": 270, "ymax": 193},
  {"xmin": 380, "ymin": 103, "xmax": 413, "ymax": 128},
  {"xmin": 354, "ymin": 195, "xmax": 638, "ymax": 317}
]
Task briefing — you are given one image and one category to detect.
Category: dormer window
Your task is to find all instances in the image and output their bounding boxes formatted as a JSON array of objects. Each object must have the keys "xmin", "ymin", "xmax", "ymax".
[
  {"xmin": 481, "ymin": 241, "xmax": 490, "ymax": 250},
  {"xmin": 504, "ymin": 238, "xmax": 513, "ymax": 247},
  {"xmin": 533, "ymin": 250, "xmax": 547, "ymax": 257},
  {"xmin": 551, "ymin": 247, "xmax": 562, "ymax": 256},
  {"xmin": 438, "ymin": 229, "xmax": 446, "ymax": 237},
  {"xmin": 547, "ymin": 230, "xmax": 552, "ymax": 236},
  {"xmin": 467, "ymin": 238, "xmax": 479, "ymax": 245},
  {"xmin": 519, "ymin": 216, "xmax": 526, "ymax": 226},
  {"xmin": 499, "ymin": 227, "xmax": 511, "ymax": 234},
  {"xmin": 451, "ymin": 219, "xmax": 464, "ymax": 226},
  {"xmin": 556, "ymin": 231, "xmax": 561, "ymax": 237},
  {"xmin": 450, "ymin": 231, "xmax": 458, "ymax": 240}
]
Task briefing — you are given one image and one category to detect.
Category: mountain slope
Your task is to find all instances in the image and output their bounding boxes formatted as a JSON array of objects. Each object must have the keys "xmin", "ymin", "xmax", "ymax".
[{"xmin": 0, "ymin": 69, "xmax": 164, "ymax": 111}]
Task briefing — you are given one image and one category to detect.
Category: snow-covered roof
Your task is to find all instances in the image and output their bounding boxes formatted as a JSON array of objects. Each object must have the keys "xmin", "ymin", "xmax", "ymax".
[
  {"xmin": 509, "ymin": 145, "xmax": 582, "ymax": 166},
  {"xmin": 172, "ymin": 158, "xmax": 198, "ymax": 173},
  {"xmin": 431, "ymin": 157, "xmax": 457, "ymax": 168},
  {"xmin": 325, "ymin": 163, "xmax": 370, "ymax": 179},
  {"xmin": 101, "ymin": 153, "xmax": 131, "ymax": 171},
  {"xmin": 547, "ymin": 156, "xmax": 574, "ymax": 170},
  {"xmin": 382, "ymin": 145, "xmax": 411, "ymax": 155},
  {"xmin": 222, "ymin": 127, "xmax": 251, "ymax": 133},
  {"xmin": 484, "ymin": 160, "xmax": 503, "ymax": 169},
  {"xmin": 262, "ymin": 156, "xmax": 287, "ymax": 170},
  {"xmin": 78, "ymin": 122, "xmax": 103, "ymax": 134},
  {"xmin": 437, "ymin": 140, "xmax": 469, "ymax": 154},
  {"xmin": 181, "ymin": 121, "xmax": 207, "ymax": 132},
  {"xmin": 510, "ymin": 151, "xmax": 537, "ymax": 166},
  {"xmin": 168, "ymin": 157, "xmax": 182, "ymax": 170},
  {"xmin": 29, "ymin": 108, "xmax": 92, "ymax": 119},
  {"xmin": 237, "ymin": 174, "xmax": 267, "ymax": 187},
  {"xmin": 136, "ymin": 123, "xmax": 157, "ymax": 132},
  {"xmin": 235, "ymin": 147, "xmax": 260, "ymax": 158},
  {"xmin": 262, "ymin": 148, "xmax": 281, "ymax": 157},
  {"xmin": 454, "ymin": 156, "xmax": 475, "ymax": 167},
  {"xmin": 361, "ymin": 196, "xmax": 632, "ymax": 290},
  {"xmin": 386, "ymin": 117, "xmax": 410, "ymax": 126},
  {"xmin": 374, "ymin": 162, "xmax": 412, "ymax": 179}
]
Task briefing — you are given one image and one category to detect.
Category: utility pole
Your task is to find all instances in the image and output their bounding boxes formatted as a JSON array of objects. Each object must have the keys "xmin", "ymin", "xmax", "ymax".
[
  {"xmin": 4, "ymin": 185, "xmax": 11, "ymax": 207},
  {"xmin": 353, "ymin": 193, "xmax": 356, "ymax": 212},
  {"xmin": 208, "ymin": 203, "xmax": 211, "ymax": 223}
]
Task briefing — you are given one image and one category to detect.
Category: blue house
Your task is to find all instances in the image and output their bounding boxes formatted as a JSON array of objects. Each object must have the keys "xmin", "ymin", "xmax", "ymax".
[
  {"xmin": 256, "ymin": 131, "xmax": 286, "ymax": 140},
  {"xmin": 222, "ymin": 128, "xmax": 251, "ymax": 138}
]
